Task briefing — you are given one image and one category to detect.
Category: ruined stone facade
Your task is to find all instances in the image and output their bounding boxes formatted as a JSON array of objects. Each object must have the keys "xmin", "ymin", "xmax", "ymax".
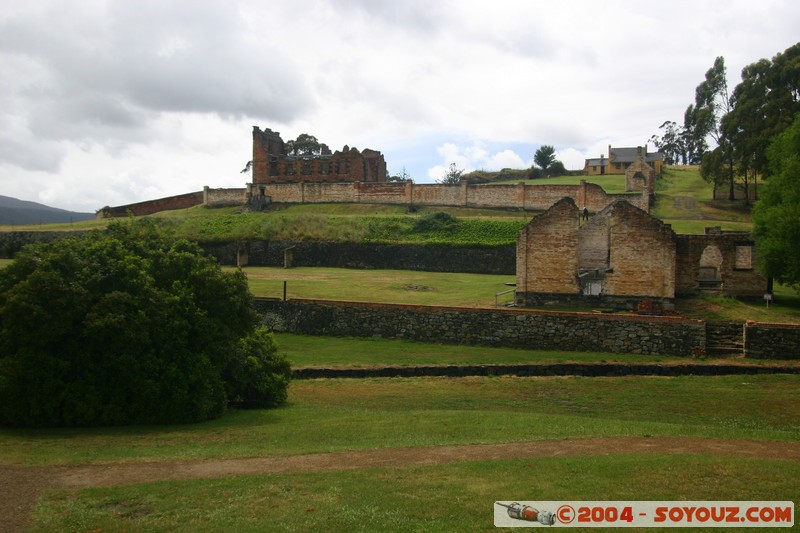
[
  {"xmin": 251, "ymin": 127, "xmax": 387, "ymax": 185},
  {"xmin": 516, "ymin": 198, "xmax": 767, "ymax": 308}
]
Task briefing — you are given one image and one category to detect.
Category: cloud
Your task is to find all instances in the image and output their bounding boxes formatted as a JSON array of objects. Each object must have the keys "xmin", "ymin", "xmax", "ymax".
[
  {"xmin": 1, "ymin": 0, "xmax": 799, "ymax": 211},
  {"xmin": 427, "ymin": 141, "xmax": 530, "ymax": 180}
]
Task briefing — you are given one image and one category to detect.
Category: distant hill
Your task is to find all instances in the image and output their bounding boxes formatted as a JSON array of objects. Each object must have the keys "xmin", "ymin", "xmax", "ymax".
[{"xmin": 0, "ymin": 195, "xmax": 96, "ymax": 225}]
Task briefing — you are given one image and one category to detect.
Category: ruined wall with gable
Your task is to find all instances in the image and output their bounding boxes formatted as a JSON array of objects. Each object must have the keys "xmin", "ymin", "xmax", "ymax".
[
  {"xmin": 601, "ymin": 202, "xmax": 676, "ymax": 299},
  {"xmin": 516, "ymin": 197, "xmax": 581, "ymax": 299}
]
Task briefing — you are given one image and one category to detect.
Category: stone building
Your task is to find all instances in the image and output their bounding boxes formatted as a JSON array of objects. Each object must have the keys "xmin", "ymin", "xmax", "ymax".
[
  {"xmin": 251, "ymin": 127, "xmax": 387, "ymax": 185},
  {"xmin": 515, "ymin": 198, "xmax": 768, "ymax": 309},
  {"xmin": 584, "ymin": 145, "xmax": 664, "ymax": 177}
]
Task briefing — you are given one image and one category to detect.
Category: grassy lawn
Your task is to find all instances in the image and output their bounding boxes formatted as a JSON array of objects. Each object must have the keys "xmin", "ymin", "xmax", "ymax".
[
  {"xmin": 491, "ymin": 174, "xmax": 631, "ymax": 194},
  {"xmin": 32, "ymin": 454, "xmax": 799, "ymax": 532},
  {"xmin": 274, "ymin": 333, "xmax": 799, "ymax": 367},
  {"xmin": 654, "ymin": 166, "xmax": 755, "ymax": 234},
  {"xmin": 236, "ymin": 265, "xmax": 800, "ymax": 323},
  {"xmin": 238, "ymin": 266, "xmax": 514, "ymax": 307},
  {"xmin": 2, "ymin": 374, "xmax": 799, "ymax": 467}
]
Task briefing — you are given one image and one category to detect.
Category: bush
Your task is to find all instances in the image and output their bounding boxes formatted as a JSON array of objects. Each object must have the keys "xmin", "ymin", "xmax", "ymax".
[
  {"xmin": 0, "ymin": 219, "xmax": 290, "ymax": 427},
  {"xmin": 412, "ymin": 212, "xmax": 457, "ymax": 233}
]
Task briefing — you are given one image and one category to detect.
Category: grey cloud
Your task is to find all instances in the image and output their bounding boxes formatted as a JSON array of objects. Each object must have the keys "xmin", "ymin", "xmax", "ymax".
[{"xmin": 0, "ymin": 0, "xmax": 314, "ymax": 167}]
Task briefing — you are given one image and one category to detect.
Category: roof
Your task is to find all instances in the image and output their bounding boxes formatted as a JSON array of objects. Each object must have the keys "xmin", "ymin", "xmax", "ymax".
[
  {"xmin": 610, "ymin": 147, "xmax": 664, "ymax": 163},
  {"xmin": 585, "ymin": 158, "xmax": 605, "ymax": 166}
]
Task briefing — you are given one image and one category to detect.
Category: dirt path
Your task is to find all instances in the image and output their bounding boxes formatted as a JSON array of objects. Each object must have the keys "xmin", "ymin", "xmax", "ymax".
[{"xmin": 4, "ymin": 436, "xmax": 800, "ymax": 532}]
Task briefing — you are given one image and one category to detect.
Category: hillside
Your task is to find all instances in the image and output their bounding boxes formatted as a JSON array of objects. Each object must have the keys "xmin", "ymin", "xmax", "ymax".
[
  {"xmin": 0, "ymin": 166, "xmax": 752, "ymax": 241},
  {"xmin": 0, "ymin": 195, "xmax": 95, "ymax": 225}
]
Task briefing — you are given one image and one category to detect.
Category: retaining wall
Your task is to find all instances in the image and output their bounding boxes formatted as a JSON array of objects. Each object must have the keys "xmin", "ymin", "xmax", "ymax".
[
  {"xmin": 202, "ymin": 240, "xmax": 515, "ymax": 274},
  {"xmin": 254, "ymin": 299, "xmax": 706, "ymax": 356},
  {"xmin": 253, "ymin": 180, "xmax": 649, "ymax": 213},
  {"xmin": 97, "ymin": 191, "xmax": 204, "ymax": 218},
  {"xmin": 745, "ymin": 322, "xmax": 800, "ymax": 359}
]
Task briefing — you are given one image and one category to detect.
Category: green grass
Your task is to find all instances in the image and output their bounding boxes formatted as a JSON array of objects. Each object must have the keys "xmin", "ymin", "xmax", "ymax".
[
  {"xmin": 3, "ymin": 374, "xmax": 799, "ymax": 467},
  {"xmin": 654, "ymin": 166, "xmax": 754, "ymax": 234},
  {"xmin": 275, "ymin": 333, "xmax": 798, "ymax": 367},
  {"xmin": 491, "ymin": 174, "xmax": 630, "ymax": 194},
  {"xmin": 238, "ymin": 266, "xmax": 514, "ymax": 307},
  {"xmin": 32, "ymin": 455, "xmax": 800, "ymax": 532},
  {"xmin": 151, "ymin": 205, "xmax": 528, "ymax": 245},
  {"xmin": 236, "ymin": 265, "xmax": 800, "ymax": 323}
]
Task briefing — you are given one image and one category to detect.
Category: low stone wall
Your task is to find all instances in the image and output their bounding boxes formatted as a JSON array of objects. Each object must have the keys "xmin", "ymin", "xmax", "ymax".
[
  {"xmin": 202, "ymin": 240, "xmax": 516, "ymax": 274},
  {"xmin": 254, "ymin": 299, "xmax": 706, "ymax": 356},
  {"xmin": 745, "ymin": 322, "xmax": 800, "ymax": 359},
  {"xmin": 293, "ymin": 363, "xmax": 800, "ymax": 379}
]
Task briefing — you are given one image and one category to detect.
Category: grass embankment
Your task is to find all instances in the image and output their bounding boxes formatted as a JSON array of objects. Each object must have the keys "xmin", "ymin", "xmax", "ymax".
[
  {"xmin": 654, "ymin": 165, "xmax": 754, "ymax": 234},
  {"xmin": 490, "ymin": 173, "xmax": 631, "ymax": 194},
  {"xmin": 33, "ymin": 454, "xmax": 798, "ymax": 532},
  {"xmin": 275, "ymin": 333, "xmax": 798, "ymax": 368},
  {"xmin": 8, "ymin": 374, "xmax": 800, "ymax": 530},
  {"xmin": 3, "ymin": 260, "xmax": 798, "ymax": 320},
  {"xmin": 236, "ymin": 265, "xmax": 800, "ymax": 323},
  {"xmin": 0, "ymin": 167, "xmax": 752, "ymax": 241},
  {"xmin": 3, "ymin": 374, "xmax": 798, "ymax": 466}
]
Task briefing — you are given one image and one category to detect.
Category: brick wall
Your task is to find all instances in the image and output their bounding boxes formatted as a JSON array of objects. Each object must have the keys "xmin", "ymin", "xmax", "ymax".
[
  {"xmin": 602, "ymin": 202, "xmax": 676, "ymax": 299},
  {"xmin": 254, "ymin": 298, "xmax": 707, "ymax": 356},
  {"xmin": 204, "ymin": 187, "xmax": 247, "ymax": 207},
  {"xmin": 251, "ymin": 180, "xmax": 648, "ymax": 213},
  {"xmin": 516, "ymin": 197, "xmax": 580, "ymax": 298},
  {"xmin": 98, "ymin": 191, "xmax": 204, "ymax": 218},
  {"xmin": 675, "ymin": 231, "xmax": 768, "ymax": 297}
]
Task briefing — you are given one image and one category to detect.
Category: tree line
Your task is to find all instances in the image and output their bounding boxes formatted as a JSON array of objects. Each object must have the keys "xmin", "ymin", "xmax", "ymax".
[{"xmin": 649, "ymin": 43, "xmax": 799, "ymax": 203}]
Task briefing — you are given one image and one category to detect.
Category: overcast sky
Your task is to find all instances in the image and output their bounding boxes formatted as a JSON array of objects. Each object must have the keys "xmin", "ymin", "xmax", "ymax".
[{"xmin": 2, "ymin": 0, "xmax": 799, "ymax": 212}]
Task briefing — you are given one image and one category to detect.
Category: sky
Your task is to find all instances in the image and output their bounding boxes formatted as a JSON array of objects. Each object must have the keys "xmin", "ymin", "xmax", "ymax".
[{"xmin": 1, "ymin": 0, "xmax": 799, "ymax": 213}]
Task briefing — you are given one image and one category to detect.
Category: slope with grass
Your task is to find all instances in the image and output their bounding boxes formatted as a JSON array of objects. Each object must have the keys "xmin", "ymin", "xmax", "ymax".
[{"xmin": 4, "ymin": 373, "xmax": 799, "ymax": 530}]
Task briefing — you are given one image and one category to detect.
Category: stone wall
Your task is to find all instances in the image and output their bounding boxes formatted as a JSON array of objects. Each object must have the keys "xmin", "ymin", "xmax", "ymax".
[
  {"xmin": 675, "ymin": 230, "xmax": 768, "ymax": 297},
  {"xmin": 98, "ymin": 191, "xmax": 204, "ymax": 218},
  {"xmin": 204, "ymin": 187, "xmax": 247, "ymax": 207},
  {"xmin": 744, "ymin": 322, "xmax": 800, "ymax": 359},
  {"xmin": 245, "ymin": 180, "xmax": 649, "ymax": 213},
  {"xmin": 202, "ymin": 240, "xmax": 515, "ymax": 274},
  {"xmin": 516, "ymin": 198, "xmax": 580, "ymax": 298},
  {"xmin": 254, "ymin": 298, "xmax": 706, "ymax": 356}
]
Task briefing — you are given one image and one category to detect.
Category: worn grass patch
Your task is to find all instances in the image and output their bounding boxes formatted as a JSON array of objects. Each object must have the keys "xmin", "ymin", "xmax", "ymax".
[
  {"xmin": 2, "ymin": 375, "xmax": 799, "ymax": 467},
  {"xmin": 32, "ymin": 455, "xmax": 800, "ymax": 532}
]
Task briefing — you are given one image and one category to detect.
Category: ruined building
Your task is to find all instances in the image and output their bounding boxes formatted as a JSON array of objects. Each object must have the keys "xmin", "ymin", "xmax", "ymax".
[
  {"xmin": 251, "ymin": 127, "xmax": 387, "ymax": 185},
  {"xmin": 516, "ymin": 197, "xmax": 767, "ymax": 309}
]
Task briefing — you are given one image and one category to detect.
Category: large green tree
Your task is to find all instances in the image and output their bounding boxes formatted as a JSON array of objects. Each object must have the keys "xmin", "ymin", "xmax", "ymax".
[
  {"xmin": 0, "ymin": 220, "xmax": 291, "ymax": 427},
  {"xmin": 752, "ymin": 114, "xmax": 800, "ymax": 287},
  {"xmin": 689, "ymin": 57, "xmax": 737, "ymax": 199},
  {"xmin": 533, "ymin": 145, "xmax": 557, "ymax": 173}
]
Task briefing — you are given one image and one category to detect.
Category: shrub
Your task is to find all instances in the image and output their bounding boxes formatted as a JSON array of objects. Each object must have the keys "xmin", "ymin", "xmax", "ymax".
[{"xmin": 0, "ymin": 219, "xmax": 290, "ymax": 427}]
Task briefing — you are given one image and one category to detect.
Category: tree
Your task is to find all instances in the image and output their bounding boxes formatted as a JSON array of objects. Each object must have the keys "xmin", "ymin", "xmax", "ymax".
[
  {"xmin": 0, "ymin": 219, "xmax": 291, "ymax": 427},
  {"xmin": 387, "ymin": 166, "xmax": 413, "ymax": 183},
  {"xmin": 687, "ymin": 56, "xmax": 737, "ymax": 199},
  {"xmin": 649, "ymin": 120, "xmax": 688, "ymax": 165},
  {"xmin": 752, "ymin": 114, "xmax": 800, "ymax": 287},
  {"xmin": 286, "ymin": 133, "xmax": 322, "ymax": 156},
  {"xmin": 533, "ymin": 145, "xmax": 557, "ymax": 173},
  {"xmin": 438, "ymin": 162, "xmax": 464, "ymax": 184}
]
